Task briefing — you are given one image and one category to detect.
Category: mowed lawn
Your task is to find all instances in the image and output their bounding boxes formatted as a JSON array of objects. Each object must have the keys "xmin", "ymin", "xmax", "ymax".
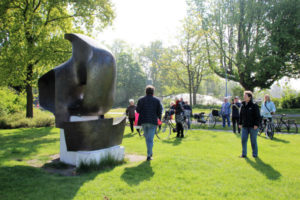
[{"xmin": 0, "ymin": 127, "xmax": 300, "ymax": 200}]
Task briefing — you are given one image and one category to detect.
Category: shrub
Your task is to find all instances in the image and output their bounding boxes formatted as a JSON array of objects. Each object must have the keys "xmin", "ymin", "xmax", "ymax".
[
  {"xmin": 0, "ymin": 108, "xmax": 54, "ymax": 129},
  {"xmin": 282, "ymin": 93, "xmax": 300, "ymax": 109},
  {"xmin": 272, "ymin": 97, "xmax": 281, "ymax": 109},
  {"xmin": 0, "ymin": 87, "xmax": 26, "ymax": 116}
]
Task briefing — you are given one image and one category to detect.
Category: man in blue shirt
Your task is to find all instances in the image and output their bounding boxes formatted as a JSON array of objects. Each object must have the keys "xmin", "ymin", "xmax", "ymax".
[{"xmin": 221, "ymin": 97, "xmax": 231, "ymax": 127}]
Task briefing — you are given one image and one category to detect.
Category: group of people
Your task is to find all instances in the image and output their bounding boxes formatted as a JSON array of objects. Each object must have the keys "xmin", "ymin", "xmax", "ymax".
[
  {"xmin": 127, "ymin": 85, "xmax": 276, "ymax": 161},
  {"xmin": 222, "ymin": 92, "xmax": 276, "ymax": 158}
]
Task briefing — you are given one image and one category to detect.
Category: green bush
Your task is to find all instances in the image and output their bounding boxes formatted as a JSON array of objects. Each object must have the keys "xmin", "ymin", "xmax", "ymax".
[
  {"xmin": 282, "ymin": 93, "xmax": 300, "ymax": 109},
  {"xmin": 0, "ymin": 87, "xmax": 26, "ymax": 116},
  {"xmin": 272, "ymin": 97, "xmax": 281, "ymax": 109},
  {"xmin": 0, "ymin": 108, "xmax": 54, "ymax": 129}
]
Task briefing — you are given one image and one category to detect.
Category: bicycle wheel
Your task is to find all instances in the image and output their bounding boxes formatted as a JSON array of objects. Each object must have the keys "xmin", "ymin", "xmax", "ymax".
[
  {"xmin": 161, "ymin": 122, "xmax": 168, "ymax": 133},
  {"xmin": 207, "ymin": 114, "xmax": 216, "ymax": 128},
  {"xmin": 183, "ymin": 121, "xmax": 188, "ymax": 136},
  {"xmin": 288, "ymin": 120, "xmax": 298, "ymax": 133}
]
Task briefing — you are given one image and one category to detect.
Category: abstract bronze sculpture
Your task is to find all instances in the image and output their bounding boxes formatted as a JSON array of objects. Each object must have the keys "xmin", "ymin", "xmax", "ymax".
[{"xmin": 38, "ymin": 33, "xmax": 125, "ymax": 151}]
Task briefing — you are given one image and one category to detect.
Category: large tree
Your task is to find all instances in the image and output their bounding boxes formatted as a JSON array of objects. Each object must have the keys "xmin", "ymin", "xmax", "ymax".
[
  {"xmin": 171, "ymin": 13, "xmax": 210, "ymax": 105},
  {"xmin": 0, "ymin": 0, "xmax": 115, "ymax": 117},
  {"xmin": 192, "ymin": 0, "xmax": 300, "ymax": 91}
]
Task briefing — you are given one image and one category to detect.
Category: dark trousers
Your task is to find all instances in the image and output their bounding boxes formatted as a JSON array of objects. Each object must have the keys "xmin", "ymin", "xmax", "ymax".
[
  {"xmin": 232, "ymin": 116, "xmax": 240, "ymax": 133},
  {"xmin": 129, "ymin": 118, "xmax": 135, "ymax": 132},
  {"xmin": 176, "ymin": 122, "xmax": 184, "ymax": 138}
]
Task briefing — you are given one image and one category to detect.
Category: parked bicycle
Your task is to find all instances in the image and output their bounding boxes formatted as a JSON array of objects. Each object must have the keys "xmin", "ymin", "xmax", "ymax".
[
  {"xmin": 193, "ymin": 109, "xmax": 220, "ymax": 128},
  {"xmin": 161, "ymin": 110, "xmax": 188, "ymax": 138},
  {"xmin": 259, "ymin": 117, "xmax": 275, "ymax": 139},
  {"xmin": 274, "ymin": 114, "xmax": 298, "ymax": 133}
]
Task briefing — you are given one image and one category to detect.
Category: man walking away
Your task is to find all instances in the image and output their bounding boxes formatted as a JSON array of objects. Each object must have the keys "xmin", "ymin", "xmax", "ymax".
[{"xmin": 136, "ymin": 85, "xmax": 162, "ymax": 161}]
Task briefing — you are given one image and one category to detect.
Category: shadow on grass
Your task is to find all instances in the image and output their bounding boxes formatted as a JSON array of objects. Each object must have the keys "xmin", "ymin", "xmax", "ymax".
[
  {"xmin": 123, "ymin": 132, "xmax": 138, "ymax": 138},
  {"xmin": 162, "ymin": 137, "xmax": 182, "ymax": 146},
  {"xmin": 0, "ymin": 127, "xmax": 58, "ymax": 162},
  {"xmin": 121, "ymin": 161, "xmax": 154, "ymax": 185},
  {"xmin": 258, "ymin": 135, "xmax": 290, "ymax": 143},
  {"xmin": 245, "ymin": 157, "xmax": 281, "ymax": 180},
  {"xmin": 0, "ymin": 165, "xmax": 97, "ymax": 200}
]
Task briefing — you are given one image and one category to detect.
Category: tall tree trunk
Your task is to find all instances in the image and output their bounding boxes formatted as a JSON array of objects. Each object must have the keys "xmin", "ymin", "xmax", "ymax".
[{"xmin": 26, "ymin": 64, "xmax": 33, "ymax": 118}]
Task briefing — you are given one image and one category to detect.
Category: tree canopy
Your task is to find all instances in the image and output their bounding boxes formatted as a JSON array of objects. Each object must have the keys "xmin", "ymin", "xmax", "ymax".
[
  {"xmin": 191, "ymin": 0, "xmax": 300, "ymax": 91},
  {"xmin": 0, "ymin": 0, "xmax": 115, "ymax": 117}
]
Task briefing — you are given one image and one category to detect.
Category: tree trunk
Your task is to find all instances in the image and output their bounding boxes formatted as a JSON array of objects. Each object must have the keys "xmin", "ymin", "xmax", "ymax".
[
  {"xmin": 26, "ymin": 83, "xmax": 33, "ymax": 118},
  {"xmin": 192, "ymin": 91, "xmax": 197, "ymax": 105},
  {"xmin": 26, "ymin": 64, "xmax": 33, "ymax": 118}
]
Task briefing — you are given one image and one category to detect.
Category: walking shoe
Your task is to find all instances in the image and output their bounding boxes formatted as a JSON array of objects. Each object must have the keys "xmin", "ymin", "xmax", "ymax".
[
  {"xmin": 239, "ymin": 155, "xmax": 247, "ymax": 158},
  {"xmin": 146, "ymin": 156, "xmax": 152, "ymax": 161}
]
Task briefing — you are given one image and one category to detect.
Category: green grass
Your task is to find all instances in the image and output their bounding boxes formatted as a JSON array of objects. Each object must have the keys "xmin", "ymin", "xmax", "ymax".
[{"xmin": 1, "ymin": 127, "xmax": 300, "ymax": 199}]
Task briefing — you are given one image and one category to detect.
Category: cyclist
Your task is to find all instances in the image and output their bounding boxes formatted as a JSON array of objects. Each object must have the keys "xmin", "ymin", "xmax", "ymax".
[{"xmin": 260, "ymin": 94, "xmax": 276, "ymax": 128}]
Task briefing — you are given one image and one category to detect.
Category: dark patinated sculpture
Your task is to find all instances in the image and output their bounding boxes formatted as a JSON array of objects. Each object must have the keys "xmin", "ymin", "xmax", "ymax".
[{"xmin": 38, "ymin": 33, "xmax": 125, "ymax": 151}]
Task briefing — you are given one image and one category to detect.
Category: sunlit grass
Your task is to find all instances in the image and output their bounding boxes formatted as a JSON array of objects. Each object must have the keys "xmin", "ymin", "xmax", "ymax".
[{"xmin": 0, "ymin": 127, "xmax": 300, "ymax": 199}]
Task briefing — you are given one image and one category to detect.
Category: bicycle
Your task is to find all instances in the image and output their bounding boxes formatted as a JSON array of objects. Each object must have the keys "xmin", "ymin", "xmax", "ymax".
[
  {"xmin": 193, "ymin": 109, "xmax": 219, "ymax": 128},
  {"xmin": 275, "ymin": 114, "xmax": 298, "ymax": 133},
  {"xmin": 259, "ymin": 117, "xmax": 275, "ymax": 139},
  {"xmin": 161, "ymin": 112, "xmax": 177, "ymax": 139}
]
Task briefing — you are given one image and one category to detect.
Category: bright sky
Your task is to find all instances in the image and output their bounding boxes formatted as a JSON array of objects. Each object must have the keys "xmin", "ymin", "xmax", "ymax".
[
  {"xmin": 96, "ymin": 0, "xmax": 187, "ymax": 47},
  {"xmin": 95, "ymin": 0, "xmax": 300, "ymax": 91}
]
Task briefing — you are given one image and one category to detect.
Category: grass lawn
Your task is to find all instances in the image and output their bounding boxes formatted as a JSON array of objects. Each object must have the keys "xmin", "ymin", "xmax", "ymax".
[{"xmin": 1, "ymin": 127, "xmax": 300, "ymax": 200}]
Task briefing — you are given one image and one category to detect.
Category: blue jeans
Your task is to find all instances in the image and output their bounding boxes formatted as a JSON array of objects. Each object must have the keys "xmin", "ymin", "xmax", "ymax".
[
  {"xmin": 142, "ymin": 123, "xmax": 157, "ymax": 157},
  {"xmin": 241, "ymin": 127, "xmax": 258, "ymax": 157},
  {"xmin": 222, "ymin": 114, "xmax": 231, "ymax": 127}
]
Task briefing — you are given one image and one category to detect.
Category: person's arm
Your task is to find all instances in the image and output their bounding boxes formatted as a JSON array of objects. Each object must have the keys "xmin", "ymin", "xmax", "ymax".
[
  {"xmin": 271, "ymin": 102, "xmax": 276, "ymax": 114},
  {"xmin": 157, "ymin": 100, "xmax": 163, "ymax": 120},
  {"xmin": 239, "ymin": 105, "xmax": 243, "ymax": 128},
  {"xmin": 254, "ymin": 104, "xmax": 261, "ymax": 129},
  {"xmin": 126, "ymin": 107, "xmax": 129, "ymax": 116},
  {"xmin": 136, "ymin": 99, "xmax": 141, "ymax": 114}
]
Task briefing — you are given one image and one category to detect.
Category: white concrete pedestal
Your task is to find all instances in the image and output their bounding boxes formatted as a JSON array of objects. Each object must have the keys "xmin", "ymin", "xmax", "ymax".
[{"xmin": 60, "ymin": 116, "xmax": 125, "ymax": 167}]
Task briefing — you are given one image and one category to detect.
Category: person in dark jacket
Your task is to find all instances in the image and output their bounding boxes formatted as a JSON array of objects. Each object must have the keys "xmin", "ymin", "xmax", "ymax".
[
  {"xmin": 175, "ymin": 97, "xmax": 185, "ymax": 138},
  {"xmin": 239, "ymin": 91, "xmax": 261, "ymax": 158},
  {"xmin": 231, "ymin": 96, "xmax": 241, "ymax": 134},
  {"xmin": 126, "ymin": 99, "xmax": 137, "ymax": 133},
  {"xmin": 136, "ymin": 85, "xmax": 162, "ymax": 161}
]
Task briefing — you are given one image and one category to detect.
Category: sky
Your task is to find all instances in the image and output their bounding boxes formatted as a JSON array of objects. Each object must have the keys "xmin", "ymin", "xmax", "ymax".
[
  {"xmin": 96, "ymin": 0, "xmax": 300, "ymax": 91},
  {"xmin": 96, "ymin": 0, "xmax": 187, "ymax": 47}
]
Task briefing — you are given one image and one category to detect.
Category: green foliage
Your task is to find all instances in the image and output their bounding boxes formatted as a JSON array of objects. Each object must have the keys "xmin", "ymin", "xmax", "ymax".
[
  {"xmin": 0, "ymin": 108, "xmax": 54, "ymax": 129},
  {"xmin": 110, "ymin": 41, "xmax": 147, "ymax": 107},
  {"xmin": 1, "ymin": 127, "xmax": 300, "ymax": 199},
  {"xmin": 231, "ymin": 85, "xmax": 244, "ymax": 99},
  {"xmin": 0, "ymin": 87, "xmax": 26, "ymax": 116},
  {"xmin": 272, "ymin": 97, "xmax": 281, "ymax": 109},
  {"xmin": 192, "ymin": 0, "xmax": 300, "ymax": 91},
  {"xmin": 0, "ymin": 0, "xmax": 115, "ymax": 117},
  {"xmin": 282, "ymin": 93, "xmax": 300, "ymax": 109}
]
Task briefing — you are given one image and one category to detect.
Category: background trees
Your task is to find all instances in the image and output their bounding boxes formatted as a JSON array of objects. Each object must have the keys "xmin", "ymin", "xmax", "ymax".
[
  {"xmin": 0, "ymin": 0, "xmax": 115, "ymax": 117},
  {"xmin": 191, "ymin": 0, "xmax": 300, "ymax": 91}
]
